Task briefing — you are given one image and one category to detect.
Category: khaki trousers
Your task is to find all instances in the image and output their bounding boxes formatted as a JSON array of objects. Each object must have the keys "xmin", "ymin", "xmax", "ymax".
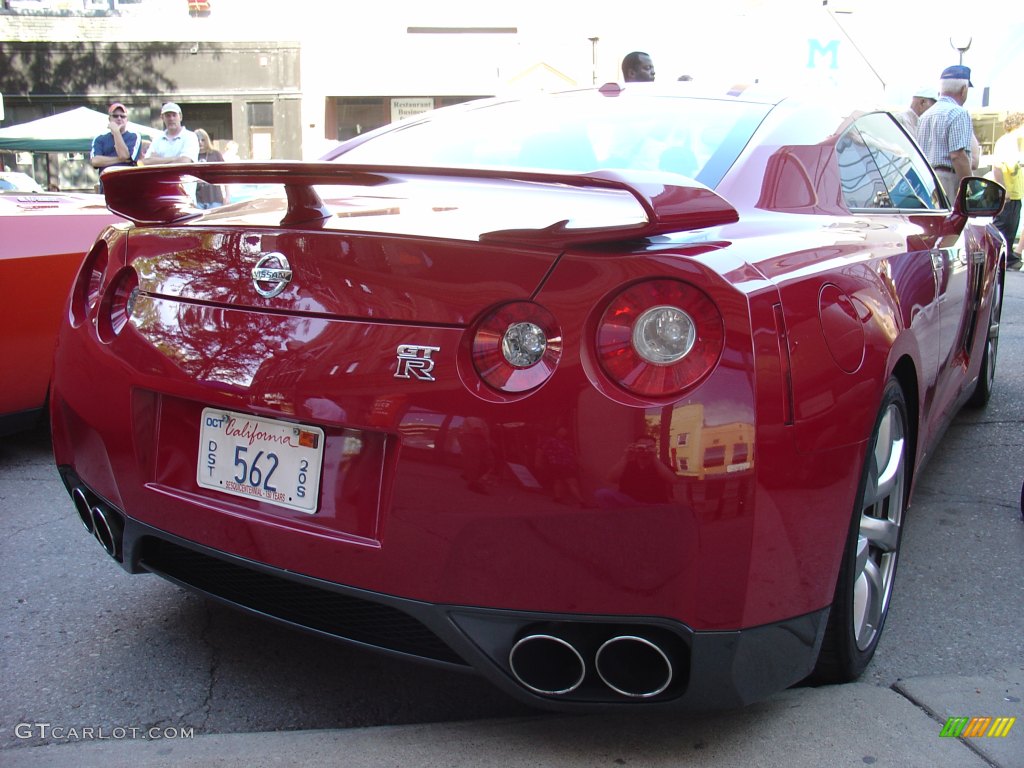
[{"xmin": 935, "ymin": 169, "xmax": 960, "ymax": 205}]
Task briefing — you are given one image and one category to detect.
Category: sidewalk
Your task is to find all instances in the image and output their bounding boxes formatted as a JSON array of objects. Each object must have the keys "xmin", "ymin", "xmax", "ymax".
[{"xmin": 5, "ymin": 667, "xmax": 1021, "ymax": 768}]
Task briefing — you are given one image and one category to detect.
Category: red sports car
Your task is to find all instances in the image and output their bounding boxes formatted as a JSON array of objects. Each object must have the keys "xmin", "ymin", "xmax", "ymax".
[
  {"xmin": 0, "ymin": 189, "xmax": 123, "ymax": 434},
  {"xmin": 50, "ymin": 85, "xmax": 1006, "ymax": 710}
]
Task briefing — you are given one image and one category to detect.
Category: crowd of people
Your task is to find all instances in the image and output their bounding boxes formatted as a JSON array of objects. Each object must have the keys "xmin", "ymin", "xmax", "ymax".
[
  {"xmin": 912, "ymin": 64, "xmax": 1021, "ymax": 267},
  {"xmin": 89, "ymin": 100, "xmax": 230, "ymax": 207}
]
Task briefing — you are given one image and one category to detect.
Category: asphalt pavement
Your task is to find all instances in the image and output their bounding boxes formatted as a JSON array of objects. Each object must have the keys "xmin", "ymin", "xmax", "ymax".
[{"xmin": 3, "ymin": 667, "xmax": 1022, "ymax": 767}]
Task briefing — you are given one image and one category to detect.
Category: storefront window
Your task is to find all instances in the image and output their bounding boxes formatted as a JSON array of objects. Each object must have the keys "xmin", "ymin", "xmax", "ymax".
[{"xmin": 331, "ymin": 96, "xmax": 480, "ymax": 141}]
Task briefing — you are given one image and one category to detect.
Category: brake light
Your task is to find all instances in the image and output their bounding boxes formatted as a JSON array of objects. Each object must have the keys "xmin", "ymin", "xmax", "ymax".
[
  {"xmin": 72, "ymin": 241, "xmax": 108, "ymax": 325},
  {"xmin": 97, "ymin": 267, "xmax": 139, "ymax": 343},
  {"xmin": 596, "ymin": 280, "xmax": 723, "ymax": 397},
  {"xmin": 472, "ymin": 302, "xmax": 561, "ymax": 393}
]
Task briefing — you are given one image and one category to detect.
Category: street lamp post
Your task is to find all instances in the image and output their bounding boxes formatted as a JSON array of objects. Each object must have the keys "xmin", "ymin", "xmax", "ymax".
[
  {"xmin": 950, "ymin": 36, "xmax": 972, "ymax": 65},
  {"xmin": 588, "ymin": 37, "xmax": 599, "ymax": 85}
]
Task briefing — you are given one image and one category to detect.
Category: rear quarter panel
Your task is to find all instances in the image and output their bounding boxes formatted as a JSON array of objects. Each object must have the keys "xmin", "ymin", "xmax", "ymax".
[{"xmin": 0, "ymin": 204, "xmax": 123, "ymax": 418}]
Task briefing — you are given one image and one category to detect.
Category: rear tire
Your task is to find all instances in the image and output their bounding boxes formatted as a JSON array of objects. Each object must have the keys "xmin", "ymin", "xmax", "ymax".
[{"xmin": 811, "ymin": 379, "xmax": 909, "ymax": 683}]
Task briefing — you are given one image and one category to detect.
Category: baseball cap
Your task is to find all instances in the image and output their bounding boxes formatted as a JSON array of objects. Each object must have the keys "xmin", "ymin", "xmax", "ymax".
[
  {"xmin": 913, "ymin": 87, "xmax": 938, "ymax": 100},
  {"xmin": 161, "ymin": 102, "xmax": 183, "ymax": 115},
  {"xmin": 939, "ymin": 65, "xmax": 973, "ymax": 86},
  {"xmin": 107, "ymin": 102, "xmax": 127, "ymax": 115}
]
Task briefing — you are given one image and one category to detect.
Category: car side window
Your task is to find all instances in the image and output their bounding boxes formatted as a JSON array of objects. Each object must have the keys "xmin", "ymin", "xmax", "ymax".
[
  {"xmin": 837, "ymin": 126, "xmax": 891, "ymax": 209},
  {"xmin": 837, "ymin": 114, "xmax": 943, "ymax": 212},
  {"xmin": 857, "ymin": 112, "xmax": 943, "ymax": 210}
]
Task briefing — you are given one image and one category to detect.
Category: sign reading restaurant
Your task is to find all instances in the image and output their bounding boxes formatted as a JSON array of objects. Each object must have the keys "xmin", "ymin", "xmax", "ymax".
[{"xmin": 391, "ymin": 98, "xmax": 435, "ymax": 123}]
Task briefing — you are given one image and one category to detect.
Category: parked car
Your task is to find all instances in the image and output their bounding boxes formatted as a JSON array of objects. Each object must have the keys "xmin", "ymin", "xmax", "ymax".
[
  {"xmin": 0, "ymin": 171, "xmax": 45, "ymax": 193},
  {"xmin": 0, "ymin": 189, "xmax": 123, "ymax": 434},
  {"xmin": 50, "ymin": 84, "xmax": 1006, "ymax": 710}
]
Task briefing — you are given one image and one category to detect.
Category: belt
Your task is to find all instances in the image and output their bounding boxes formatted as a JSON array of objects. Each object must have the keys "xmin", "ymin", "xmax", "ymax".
[{"xmin": 933, "ymin": 165, "xmax": 954, "ymax": 172}]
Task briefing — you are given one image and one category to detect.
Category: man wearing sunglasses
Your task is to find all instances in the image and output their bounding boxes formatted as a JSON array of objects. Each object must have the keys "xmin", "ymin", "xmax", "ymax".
[{"xmin": 90, "ymin": 102, "xmax": 142, "ymax": 172}]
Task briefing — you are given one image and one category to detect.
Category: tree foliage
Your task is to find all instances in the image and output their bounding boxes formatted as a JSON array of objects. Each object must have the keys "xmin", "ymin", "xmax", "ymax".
[{"xmin": 0, "ymin": 40, "xmax": 179, "ymax": 97}]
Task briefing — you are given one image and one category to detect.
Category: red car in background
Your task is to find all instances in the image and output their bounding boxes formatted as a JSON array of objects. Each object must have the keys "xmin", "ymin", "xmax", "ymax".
[
  {"xmin": 0, "ymin": 190, "xmax": 123, "ymax": 434},
  {"xmin": 50, "ymin": 85, "xmax": 1006, "ymax": 710}
]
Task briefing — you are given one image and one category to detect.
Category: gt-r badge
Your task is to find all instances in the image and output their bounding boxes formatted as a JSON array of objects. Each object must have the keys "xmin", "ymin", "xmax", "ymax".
[
  {"xmin": 251, "ymin": 252, "xmax": 292, "ymax": 298},
  {"xmin": 395, "ymin": 344, "xmax": 441, "ymax": 381}
]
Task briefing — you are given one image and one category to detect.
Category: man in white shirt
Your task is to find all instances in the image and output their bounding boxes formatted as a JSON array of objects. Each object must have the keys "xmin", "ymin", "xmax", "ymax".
[
  {"xmin": 895, "ymin": 87, "xmax": 937, "ymax": 139},
  {"xmin": 141, "ymin": 102, "xmax": 199, "ymax": 165},
  {"xmin": 918, "ymin": 65, "xmax": 975, "ymax": 201}
]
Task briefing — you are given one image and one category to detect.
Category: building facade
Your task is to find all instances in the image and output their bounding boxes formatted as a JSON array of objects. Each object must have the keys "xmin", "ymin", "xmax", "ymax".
[
  {"xmin": 1, "ymin": 5, "xmax": 303, "ymax": 164},
  {"xmin": 0, "ymin": 4, "xmax": 306, "ymax": 188}
]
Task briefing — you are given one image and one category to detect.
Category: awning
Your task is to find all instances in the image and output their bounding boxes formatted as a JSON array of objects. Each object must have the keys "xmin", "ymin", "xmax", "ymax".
[{"xmin": 0, "ymin": 106, "xmax": 159, "ymax": 153}]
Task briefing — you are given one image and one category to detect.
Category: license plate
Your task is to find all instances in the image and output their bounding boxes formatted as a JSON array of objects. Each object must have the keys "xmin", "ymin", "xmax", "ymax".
[{"xmin": 197, "ymin": 408, "xmax": 324, "ymax": 514}]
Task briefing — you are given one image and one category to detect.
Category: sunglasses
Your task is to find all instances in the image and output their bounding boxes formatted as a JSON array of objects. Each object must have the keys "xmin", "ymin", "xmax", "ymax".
[{"xmin": 111, "ymin": 113, "xmax": 127, "ymax": 119}]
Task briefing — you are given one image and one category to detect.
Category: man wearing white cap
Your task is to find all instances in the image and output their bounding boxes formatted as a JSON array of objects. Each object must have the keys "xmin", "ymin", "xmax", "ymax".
[
  {"xmin": 895, "ymin": 87, "xmax": 937, "ymax": 140},
  {"xmin": 91, "ymin": 102, "xmax": 142, "ymax": 171},
  {"xmin": 141, "ymin": 102, "xmax": 199, "ymax": 166}
]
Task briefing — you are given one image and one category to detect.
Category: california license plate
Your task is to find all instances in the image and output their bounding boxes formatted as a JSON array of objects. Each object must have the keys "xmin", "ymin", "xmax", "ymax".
[{"xmin": 197, "ymin": 408, "xmax": 324, "ymax": 514}]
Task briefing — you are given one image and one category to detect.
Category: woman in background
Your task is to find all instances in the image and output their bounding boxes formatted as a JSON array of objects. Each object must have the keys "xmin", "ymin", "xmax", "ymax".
[{"xmin": 195, "ymin": 128, "xmax": 227, "ymax": 209}]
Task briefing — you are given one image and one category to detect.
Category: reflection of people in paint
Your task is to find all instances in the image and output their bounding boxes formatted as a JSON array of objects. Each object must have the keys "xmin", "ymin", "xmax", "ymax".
[
  {"xmin": 535, "ymin": 426, "xmax": 586, "ymax": 505},
  {"xmin": 458, "ymin": 417, "xmax": 496, "ymax": 494},
  {"xmin": 596, "ymin": 436, "xmax": 676, "ymax": 507}
]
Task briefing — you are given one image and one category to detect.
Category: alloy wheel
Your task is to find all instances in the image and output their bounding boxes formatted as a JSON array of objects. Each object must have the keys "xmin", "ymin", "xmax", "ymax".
[
  {"xmin": 852, "ymin": 402, "xmax": 907, "ymax": 651},
  {"xmin": 984, "ymin": 276, "xmax": 1002, "ymax": 392}
]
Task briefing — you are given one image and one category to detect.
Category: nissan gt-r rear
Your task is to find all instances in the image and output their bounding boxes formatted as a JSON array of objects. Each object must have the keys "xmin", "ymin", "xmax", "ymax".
[{"xmin": 50, "ymin": 86, "xmax": 1005, "ymax": 710}]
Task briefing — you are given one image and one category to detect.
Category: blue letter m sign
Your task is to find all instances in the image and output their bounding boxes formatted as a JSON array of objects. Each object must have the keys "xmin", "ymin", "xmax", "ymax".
[{"xmin": 808, "ymin": 39, "xmax": 840, "ymax": 69}]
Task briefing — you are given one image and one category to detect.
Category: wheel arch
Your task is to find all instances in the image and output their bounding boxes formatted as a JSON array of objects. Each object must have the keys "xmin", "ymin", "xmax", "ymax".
[
  {"xmin": 888, "ymin": 354, "xmax": 919, "ymax": 496},
  {"xmin": 808, "ymin": 372, "xmax": 913, "ymax": 683}
]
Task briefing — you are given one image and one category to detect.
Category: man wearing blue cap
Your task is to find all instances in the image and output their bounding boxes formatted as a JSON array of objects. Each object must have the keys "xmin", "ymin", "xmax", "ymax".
[{"xmin": 917, "ymin": 65, "xmax": 976, "ymax": 201}]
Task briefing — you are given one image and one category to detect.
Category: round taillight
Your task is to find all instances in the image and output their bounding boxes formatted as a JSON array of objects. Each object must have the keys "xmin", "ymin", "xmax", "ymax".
[
  {"xmin": 97, "ymin": 267, "xmax": 140, "ymax": 343},
  {"xmin": 72, "ymin": 242, "xmax": 109, "ymax": 325},
  {"xmin": 596, "ymin": 280, "xmax": 723, "ymax": 397},
  {"xmin": 632, "ymin": 305, "xmax": 696, "ymax": 364},
  {"xmin": 472, "ymin": 303, "xmax": 561, "ymax": 393},
  {"xmin": 502, "ymin": 321, "xmax": 548, "ymax": 366}
]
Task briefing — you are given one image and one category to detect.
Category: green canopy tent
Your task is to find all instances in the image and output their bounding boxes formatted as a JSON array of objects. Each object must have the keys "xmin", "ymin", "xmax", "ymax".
[
  {"xmin": 0, "ymin": 106, "xmax": 158, "ymax": 152},
  {"xmin": 0, "ymin": 107, "xmax": 160, "ymax": 190}
]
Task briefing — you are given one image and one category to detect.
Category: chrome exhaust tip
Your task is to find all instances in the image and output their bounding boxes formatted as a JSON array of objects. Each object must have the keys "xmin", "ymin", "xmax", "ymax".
[
  {"xmin": 71, "ymin": 487, "xmax": 94, "ymax": 534},
  {"xmin": 508, "ymin": 634, "xmax": 586, "ymax": 696},
  {"xmin": 595, "ymin": 635, "xmax": 674, "ymax": 698},
  {"xmin": 91, "ymin": 505, "xmax": 123, "ymax": 560}
]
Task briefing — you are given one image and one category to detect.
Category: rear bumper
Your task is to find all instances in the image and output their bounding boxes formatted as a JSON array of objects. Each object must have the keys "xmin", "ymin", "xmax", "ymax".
[
  {"xmin": 60, "ymin": 466, "xmax": 828, "ymax": 711},
  {"xmin": 0, "ymin": 406, "xmax": 44, "ymax": 437}
]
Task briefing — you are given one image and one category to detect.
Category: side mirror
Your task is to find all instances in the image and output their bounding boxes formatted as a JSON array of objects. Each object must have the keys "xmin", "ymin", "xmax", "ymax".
[{"xmin": 957, "ymin": 177, "xmax": 1006, "ymax": 217}]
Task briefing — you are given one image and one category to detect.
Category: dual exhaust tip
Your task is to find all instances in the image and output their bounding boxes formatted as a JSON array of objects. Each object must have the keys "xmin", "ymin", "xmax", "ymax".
[
  {"xmin": 71, "ymin": 486, "xmax": 123, "ymax": 560},
  {"xmin": 508, "ymin": 632, "xmax": 675, "ymax": 699}
]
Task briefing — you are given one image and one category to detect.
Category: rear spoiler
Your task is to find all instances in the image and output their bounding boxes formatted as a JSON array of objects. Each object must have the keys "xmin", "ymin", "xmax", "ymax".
[{"xmin": 100, "ymin": 162, "xmax": 739, "ymax": 246}]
